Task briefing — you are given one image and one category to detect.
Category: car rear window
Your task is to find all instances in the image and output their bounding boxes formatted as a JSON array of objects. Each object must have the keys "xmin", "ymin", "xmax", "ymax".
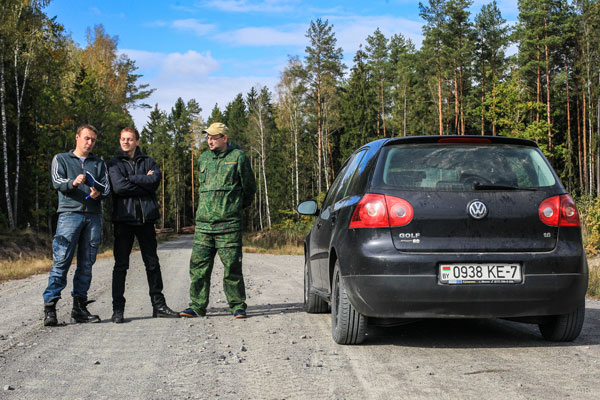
[{"xmin": 372, "ymin": 144, "xmax": 556, "ymax": 190}]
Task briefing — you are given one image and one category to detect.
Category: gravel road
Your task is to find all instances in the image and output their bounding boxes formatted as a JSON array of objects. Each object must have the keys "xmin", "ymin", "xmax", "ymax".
[{"xmin": 1, "ymin": 234, "xmax": 599, "ymax": 400}]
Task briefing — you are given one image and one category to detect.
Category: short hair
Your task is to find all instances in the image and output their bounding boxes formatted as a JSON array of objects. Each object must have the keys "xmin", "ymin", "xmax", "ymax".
[
  {"xmin": 121, "ymin": 126, "xmax": 139, "ymax": 140},
  {"xmin": 77, "ymin": 124, "xmax": 98, "ymax": 136}
]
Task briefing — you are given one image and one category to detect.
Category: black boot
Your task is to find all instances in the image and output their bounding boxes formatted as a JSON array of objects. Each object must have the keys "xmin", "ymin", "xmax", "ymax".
[
  {"xmin": 111, "ymin": 309, "xmax": 124, "ymax": 324},
  {"xmin": 43, "ymin": 300, "xmax": 58, "ymax": 326},
  {"xmin": 71, "ymin": 297, "xmax": 101, "ymax": 323},
  {"xmin": 153, "ymin": 303, "xmax": 180, "ymax": 318}
]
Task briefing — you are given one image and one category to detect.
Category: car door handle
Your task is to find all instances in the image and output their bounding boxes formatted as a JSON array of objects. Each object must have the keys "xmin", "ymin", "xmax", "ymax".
[
  {"xmin": 331, "ymin": 214, "xmax": 337, "ymax": 224},
  {"xmin": 317, "ymin": 221, "xmax": 322, "ymax": 229}
]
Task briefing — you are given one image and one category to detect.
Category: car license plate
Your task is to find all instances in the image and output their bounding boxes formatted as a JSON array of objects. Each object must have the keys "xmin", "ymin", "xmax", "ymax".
[{"xmin": 439, "ymin": 263, "xmax": 522, "ymax": 284}]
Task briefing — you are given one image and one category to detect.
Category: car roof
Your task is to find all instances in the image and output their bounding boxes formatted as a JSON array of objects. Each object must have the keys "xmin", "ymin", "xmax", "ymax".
[{"xmin": 379, "ymin": 135, "xmax": 538, "ymax": 148}]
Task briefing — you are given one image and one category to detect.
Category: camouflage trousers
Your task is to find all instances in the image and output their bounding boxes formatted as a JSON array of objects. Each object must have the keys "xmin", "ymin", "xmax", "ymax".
[{"xmin": 188, "ymin": 229, "xmax": 246, "ymax": 315}]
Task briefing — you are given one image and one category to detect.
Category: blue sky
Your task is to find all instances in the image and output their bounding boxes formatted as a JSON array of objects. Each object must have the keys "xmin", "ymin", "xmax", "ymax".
[{"xmin": 44, "ymin": 0, "xmax": 518, "ymax": 130}]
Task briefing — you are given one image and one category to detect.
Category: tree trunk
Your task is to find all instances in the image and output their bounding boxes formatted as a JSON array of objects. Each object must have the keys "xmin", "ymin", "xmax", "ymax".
[
  {"xmin": 544, "ymin": 20, "xmax": 552, "ymax": 151},
  {"xmin": 481, "ymin": 58, "xmax": 485, "ymax": 136},
  {"xmin": 597, "ymin": 71, "xmax": 600, "ymax": 194},
  {"xmin": 577, "ymin": 94, "xmax": 583, "ymax": 191},
  {"xmin": 565, "ymin": 54, "xmax": 573, "ymax": 190},
  {"xmin": 381, "ymin": 79, "xmax": 386, "ymax": 137},
  {"xmin": 255, "ymin": 100, "xmax": 271, "ymax": 228},
  {"xmin": 0, "ymin": 45, "xmax": 16, "ymax": 230},
  {"xmin": 583, "ymin": 91, "xmax": 588, "ymax": 193},
  {"xmin": 13, "ymin": 40, "xmax": 30, "ymax": 226},
  {"xmin": 536, "ymin": 42, "xmax": 541, "ymax": 123},
  {"xmin": 454, "ymin": 59, "xmax": 459, "ymax": 134},
  {"xmin": 161, "ymin": 158, "xmax": 165, "ymax": 229},
  {"xmin": 437, "ymin": 59, "xmax": 443, "ymax": 135},
  {"xmin": 403, "ymin": 80, "xmax": 407, "ymax": 137},
  {"xmin": 317, "ymin": 77, "xmax": 322, "ymax": 194},
  {"xmin": 294, "ymin": 113, "xmax": 299, "ymax": 206}
]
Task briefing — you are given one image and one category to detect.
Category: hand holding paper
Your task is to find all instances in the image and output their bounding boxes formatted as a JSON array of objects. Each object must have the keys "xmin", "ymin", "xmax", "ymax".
[
  {"xmin": 85, "ymin": 170, "xmax": 105, "ymax": 190},
  {"xmin": 84, "ymin": 170, "xmax": 106, "ymax": 199}
]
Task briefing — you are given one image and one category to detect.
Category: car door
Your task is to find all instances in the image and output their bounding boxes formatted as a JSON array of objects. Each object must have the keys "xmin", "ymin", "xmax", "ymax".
[{"xmin": 309, "ymin": 155, "xmax": 356, "ymax": 291}]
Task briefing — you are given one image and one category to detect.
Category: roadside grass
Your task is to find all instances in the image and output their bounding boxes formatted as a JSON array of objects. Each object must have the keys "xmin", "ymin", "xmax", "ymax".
[
  {"xmin": 243, "ymin": 230, "xmax": 303, "ymax": 256},
  {"xmin": 0, "ymin": 232, "xmax": 178, "ymax": 283},
  {"xmin": 0, "ymin": 257, "xmax": 53, "ymax": 282},
  {"xmin": 588, "ymin": 263, "xmax": 600, "ymax": 298}
]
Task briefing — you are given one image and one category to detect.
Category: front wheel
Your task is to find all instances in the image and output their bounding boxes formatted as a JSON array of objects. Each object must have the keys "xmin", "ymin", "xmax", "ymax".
[
  {"xmin": 538, "ymin": 304, "xmax": 585, "ymax": 342},
  {"xmin": 331, "ymin": 261, "xmax": 367, "ymax": 344},
  {"xmin": 304, "ymin": 259, "xmax": 328, "ymax": 313}
]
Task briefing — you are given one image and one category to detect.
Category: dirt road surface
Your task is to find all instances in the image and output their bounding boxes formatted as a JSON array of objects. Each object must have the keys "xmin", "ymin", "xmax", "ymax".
[{"xmin": 1, "ymin": 235, "xmax": 599, "ymax": 399}]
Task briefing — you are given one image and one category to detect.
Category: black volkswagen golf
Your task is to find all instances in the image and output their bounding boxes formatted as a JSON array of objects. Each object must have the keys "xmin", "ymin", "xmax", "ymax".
[{"xmin": 297, "ymin": 136, "xmax": 588, "ymax": 345}]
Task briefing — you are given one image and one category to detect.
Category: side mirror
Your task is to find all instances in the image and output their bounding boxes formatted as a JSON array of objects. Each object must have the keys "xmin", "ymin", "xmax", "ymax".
[{"xmin": 297, "ymin": 200, "xmax": 319, "ymax": 216}]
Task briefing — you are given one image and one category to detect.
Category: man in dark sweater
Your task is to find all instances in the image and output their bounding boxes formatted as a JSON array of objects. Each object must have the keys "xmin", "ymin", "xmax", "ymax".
[{"xmin": 107, "ymin": 127, "xmax": 179, "ymax": 323}]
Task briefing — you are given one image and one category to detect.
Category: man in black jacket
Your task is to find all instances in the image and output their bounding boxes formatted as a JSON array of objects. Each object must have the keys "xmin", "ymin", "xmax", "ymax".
[{"xmin": 107, "ymin": 127, "xmax": 179, "ymax": 323}]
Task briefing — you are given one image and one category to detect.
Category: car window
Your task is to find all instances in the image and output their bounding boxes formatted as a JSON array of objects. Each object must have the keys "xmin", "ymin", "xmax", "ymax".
[
  {"xmin": 333, "ymin": 150, "xmax": 367, "ymax": 202},
  {"xmin": 320, "ymin": 154, "xmax": 355, "ymax": 215},
  {"xmin": 372, "ymin": 144, "xmax": 557, "ymax": 190}
]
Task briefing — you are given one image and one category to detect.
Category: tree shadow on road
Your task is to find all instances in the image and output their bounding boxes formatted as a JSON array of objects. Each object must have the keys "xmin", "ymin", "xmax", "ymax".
[{"xmin": 361, "ymin": 305, "xmax": 600, "ymax": 349}]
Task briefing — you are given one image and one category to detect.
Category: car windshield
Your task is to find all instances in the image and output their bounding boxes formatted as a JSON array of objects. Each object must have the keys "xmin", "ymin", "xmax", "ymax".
[{"xmin": 372, "ymin": 143, "xmax": 556, "ymax": 191}]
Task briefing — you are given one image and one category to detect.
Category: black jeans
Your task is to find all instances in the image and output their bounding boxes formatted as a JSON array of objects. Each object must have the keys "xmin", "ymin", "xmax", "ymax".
[{"xmin": 112, "ymin": 222, "xmax": 165, "ymax": 310}]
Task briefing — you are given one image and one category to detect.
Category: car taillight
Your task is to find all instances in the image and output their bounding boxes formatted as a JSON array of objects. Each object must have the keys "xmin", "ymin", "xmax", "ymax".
[
  {"xmin": 538, "ymin": 195, "xmax": 580, "ymax": 227},
  {"xmin": 349, "ymin": 194, "xmax": 413, "ymax": 228}
]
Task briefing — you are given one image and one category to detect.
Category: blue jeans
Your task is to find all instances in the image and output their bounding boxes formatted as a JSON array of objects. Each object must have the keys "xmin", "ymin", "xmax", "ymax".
[{"xmin": 42, "ymin": 212, "xmax": 102, "ymax": 303}]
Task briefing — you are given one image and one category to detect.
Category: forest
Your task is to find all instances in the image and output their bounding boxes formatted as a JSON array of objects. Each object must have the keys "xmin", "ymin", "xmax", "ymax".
[{"xmin": 2, "ymin": 0, "xmax": 600, "ymax": 250}]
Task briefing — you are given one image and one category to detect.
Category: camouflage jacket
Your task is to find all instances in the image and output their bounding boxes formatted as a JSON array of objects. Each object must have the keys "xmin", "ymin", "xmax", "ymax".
[{"xmin": 195, "ymin": 142, "xmax": 256, "ymax": 233}]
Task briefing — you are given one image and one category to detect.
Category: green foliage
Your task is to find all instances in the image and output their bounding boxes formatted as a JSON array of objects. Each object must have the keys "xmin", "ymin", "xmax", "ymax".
[{"xmin": 577, "ymin": 196, "xmax": 600, "ymax": 255}]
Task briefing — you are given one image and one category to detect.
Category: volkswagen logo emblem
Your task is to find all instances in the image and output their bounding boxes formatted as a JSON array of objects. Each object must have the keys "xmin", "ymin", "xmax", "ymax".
[{"xmin": 468, "ymin": 200, "xmax": 488, "ymax": 220}]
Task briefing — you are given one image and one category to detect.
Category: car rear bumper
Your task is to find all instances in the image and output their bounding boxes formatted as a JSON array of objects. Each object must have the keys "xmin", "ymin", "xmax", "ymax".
[
  {"xmin": 343, "ymin": 273, "xmax": 587, "ymax": 318},
  {"xmin": 337, "ymin": 229, "xmax": 588, "ymax": 319}
]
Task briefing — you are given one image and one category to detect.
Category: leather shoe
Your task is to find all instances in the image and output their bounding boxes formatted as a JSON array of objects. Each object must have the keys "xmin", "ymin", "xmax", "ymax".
[
  {"xmin": 111, "ymin": 310, "xmax": 124, "ymax": 323},
  {"xmin": 153, "ymin": 303, "xmax": 180, "ymax": 318}
]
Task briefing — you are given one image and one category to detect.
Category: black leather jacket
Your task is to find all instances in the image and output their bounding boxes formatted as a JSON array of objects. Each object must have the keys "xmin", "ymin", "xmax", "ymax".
[{"xmin": 108, "ymin": 148, "xmax": 161, "ymax": 224}]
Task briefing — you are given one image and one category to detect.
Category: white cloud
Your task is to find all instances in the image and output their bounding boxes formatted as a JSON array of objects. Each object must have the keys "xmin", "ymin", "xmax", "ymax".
[
  {"xmin": 202, "ymin": 0, "xmax": 299, "ymax": 14},
  {"xmin": 121, "ymin": 48, "xmax": 278, "ymax": 129},
  {"xmin": 211, "ymin": 16, "xmax": 422, "ymax": 51},
  {"xmin": 161, "ymin": 51, "xmax": 221, "ymax": 78},
  {"xmin": 130, "ymin": 76, "xmax": 279, "ymax": 131},
  {"xmin": 121, "ymin": 49, "xmax": 220, "ymax": 78},
  {"xmin": 172, "ymin": 19, "xmax": 216, "ymax": 36},
  {"xmin": 214, "ymin": 25, "xmax": 307, "ymax": 46}
]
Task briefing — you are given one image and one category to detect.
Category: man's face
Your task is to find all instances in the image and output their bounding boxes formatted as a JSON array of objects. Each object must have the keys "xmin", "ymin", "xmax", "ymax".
[
  {"xmin": 75, "ymin": 128, "xmax": 97, "ymax": 155},
  {"xmin": 207, "ymin": 134, "xmax": 228, "ymax": 152},
  {"xmin": 120, "ymin": 130, "xmax": 139, "ymax": 155}
]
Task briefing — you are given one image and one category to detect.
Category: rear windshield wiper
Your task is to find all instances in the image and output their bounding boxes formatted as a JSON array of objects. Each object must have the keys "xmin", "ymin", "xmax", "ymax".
[{"xmin": 472, "ymin": 183, "xmax": 535, "ymax": 191}]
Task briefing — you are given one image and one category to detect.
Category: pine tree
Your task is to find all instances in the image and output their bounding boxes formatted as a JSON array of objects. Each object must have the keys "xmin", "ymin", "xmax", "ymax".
[
  {"xmin": 419, "ymin": 0, "xmax": 448, "ymax": 135},
  {"xmin": 365, "ymin": 28, "xmax": 389, "ymax": 137},
  {"xmin": 207, "ymin": 103, "xmax": 224, "ymax": 125},
  {"xmin": 304, "ymin": 18, "xmax": 344, "ymax": 193},
  {"xmin": 474, "ymin": 1, "xmax": 509, "ymax": 136}
]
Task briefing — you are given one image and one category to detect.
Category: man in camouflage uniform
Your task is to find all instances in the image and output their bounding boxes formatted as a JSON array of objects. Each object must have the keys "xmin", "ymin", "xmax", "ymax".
[{"xmin": 180, "ymin": 122, "xmax": 256, "ymax": 319}]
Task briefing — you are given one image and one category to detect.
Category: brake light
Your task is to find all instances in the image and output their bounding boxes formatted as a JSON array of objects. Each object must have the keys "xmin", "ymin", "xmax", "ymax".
[
  {"xmin": 538, "ymin": 195, "xmax": 580, "ymax": 227},
  {"xmin": 349, "ymin": 194, "xmax": 413, "ymax": 228}
]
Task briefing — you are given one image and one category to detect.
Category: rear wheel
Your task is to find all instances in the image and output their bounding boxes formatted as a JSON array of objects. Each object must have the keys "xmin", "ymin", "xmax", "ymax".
[
  {"xmin": 331, "ymin": 261, "xmax": 367, "ymax": 344},
  {"xmin": 304, "ymin": 259, "xmax": 328, "ymax": 313},
  {"xmin": 538, "ymin": 304, "xmax": 585, "ymax": 342}
]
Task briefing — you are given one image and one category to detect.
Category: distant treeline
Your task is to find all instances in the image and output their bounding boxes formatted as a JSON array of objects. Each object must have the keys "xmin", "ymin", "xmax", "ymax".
[{"xmin": 1, "ymin": 1, "xmax": 600, "ymax": 235}]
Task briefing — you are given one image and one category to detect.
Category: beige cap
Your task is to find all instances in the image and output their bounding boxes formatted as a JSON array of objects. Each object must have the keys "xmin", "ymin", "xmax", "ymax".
[{"xmin": 202, "ymin": 122, "xmax": 228, "ymax": 136}]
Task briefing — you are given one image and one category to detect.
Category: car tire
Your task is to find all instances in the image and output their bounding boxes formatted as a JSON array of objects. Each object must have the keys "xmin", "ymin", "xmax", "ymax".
[
  {"xmin": 331, "ymin": 261, "xmax": 367, "ymax": 344},
  {"xmin": 304, "ymin": 259, "xmax": 328, "ymax": 313},
  {"xmin": 538, "ymin": 304, "xmax": 585, "ymax": 342}
]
